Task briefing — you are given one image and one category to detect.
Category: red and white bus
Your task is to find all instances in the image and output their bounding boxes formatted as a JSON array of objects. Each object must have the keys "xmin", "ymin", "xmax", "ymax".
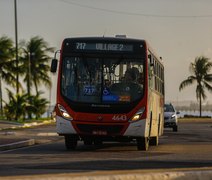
[{"xmin": 51, "ymin": 36, "xmax": 164, "ymax": 151}]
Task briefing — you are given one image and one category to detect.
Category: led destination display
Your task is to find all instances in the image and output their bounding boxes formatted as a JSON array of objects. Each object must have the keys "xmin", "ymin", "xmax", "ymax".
[{"xmin": 75, "ymin": 42, "xmax": 133, "ymax": 52}]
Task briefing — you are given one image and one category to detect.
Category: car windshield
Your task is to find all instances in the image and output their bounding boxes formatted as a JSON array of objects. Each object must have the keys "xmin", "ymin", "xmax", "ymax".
[
  {"xmin": 61, "ymin": 56, "xmax": 145, "ymax": 104},
  {"xmin": 164, "ymin": 104, "xmax": 175, "ymax": 112}
]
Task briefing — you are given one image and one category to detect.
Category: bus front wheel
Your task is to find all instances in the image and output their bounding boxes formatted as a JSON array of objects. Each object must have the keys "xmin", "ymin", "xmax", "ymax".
[
  {"xmin": 136, "ymin": 137, "xmax": 149, "ymax": 151},
  {"xmin": 64, "ymin": 135, "xmax": 78, "ymax": 150}
]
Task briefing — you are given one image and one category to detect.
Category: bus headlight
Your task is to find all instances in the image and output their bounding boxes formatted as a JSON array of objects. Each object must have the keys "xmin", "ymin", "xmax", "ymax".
[
  {"xmin": 130, "ymin": 107, "xmax": 145, "ymax": 122},
  {"xmin": 58, "ymin": 104, "xmax": 73, "ymax": 120}
]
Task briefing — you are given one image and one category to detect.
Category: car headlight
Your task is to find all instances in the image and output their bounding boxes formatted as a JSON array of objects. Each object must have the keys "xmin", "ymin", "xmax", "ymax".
[
  {"xmin": 58, "ymin": 104, "xmax": 73, "ymax": 120},
  {"xmin": 130, "ymin": 107, "xmax": 145, "ymax": 122},
  {"xmin": 171, "ymin": 114, "xmax": 176, "ymax": 118}
]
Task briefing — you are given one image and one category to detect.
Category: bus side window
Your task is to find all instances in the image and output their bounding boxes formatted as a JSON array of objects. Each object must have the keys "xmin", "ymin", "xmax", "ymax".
[{"xmin": 148, "ymin": 53, "xmax": 154, "ymax": 89}]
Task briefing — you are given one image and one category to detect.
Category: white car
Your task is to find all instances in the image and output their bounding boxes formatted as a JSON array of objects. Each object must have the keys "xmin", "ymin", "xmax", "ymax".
[{"xmin": 164, "ymin": 103, "xmax": 179, "ymax": 132}]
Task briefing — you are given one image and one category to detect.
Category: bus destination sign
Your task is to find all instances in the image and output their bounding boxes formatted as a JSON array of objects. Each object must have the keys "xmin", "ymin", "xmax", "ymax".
[{"xmin": 75, "ymin": 42, "xmax": 133, "ymax": 52}]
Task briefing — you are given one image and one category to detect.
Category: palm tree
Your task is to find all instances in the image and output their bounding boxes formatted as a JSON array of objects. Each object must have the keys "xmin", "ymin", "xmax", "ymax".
[
  {"xmin": 19, "ymin": 36, "xmax": 55, "ymax": 96},
  {"xmin": 0, "ymin": 36, "xmax": 17, "ymax": 116},
  {"xmin": 30, "ymin": 91, "xmax": 49, "ymax": 119},
  {"xmin": 4, "ymin": 89, "xmax": 30, "ymax": 120},
  {"xmin": 4, "ymin": 90, "xmax": 49, "ymax": 121},
  {"xmin": 179, "ymin": 56, "xmax": 212, "ymax": 117}
]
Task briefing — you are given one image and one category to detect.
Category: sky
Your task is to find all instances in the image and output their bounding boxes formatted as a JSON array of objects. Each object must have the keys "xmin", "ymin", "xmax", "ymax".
[{"xmin": 1, "ymin": 0, "xmax": 212, "ymax": 105}]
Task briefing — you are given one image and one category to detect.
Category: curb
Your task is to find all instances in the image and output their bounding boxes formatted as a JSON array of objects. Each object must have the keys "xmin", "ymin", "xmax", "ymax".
[
  {"xmin": 62, "ymin": 170, "xmax": 212, "ymax": 180},
  {"xmin": 0, "ymin": 139, "xmax": 35, "ymax": 151},
  {"xmin": 0, "ymin": 120, "xmax": 55, "ymax": 151},
  {"xmin": 50, "ymin": 170, "xmax": 212, "ymax": 180},
  {"xmin": 1, "ymin": 169, "xmax": 212, "ymax": 180}
]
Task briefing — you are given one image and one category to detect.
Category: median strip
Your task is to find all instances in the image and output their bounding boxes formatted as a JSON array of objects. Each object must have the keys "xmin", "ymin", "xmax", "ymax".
[{"xmin": 0, "ymin": 139, "xmax": 35, "ymax": 151}]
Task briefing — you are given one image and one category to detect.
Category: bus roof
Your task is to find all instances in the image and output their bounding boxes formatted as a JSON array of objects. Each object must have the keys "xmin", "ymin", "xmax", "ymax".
[{"xmin": 63, "ymin": 36, "xmax": 147, "ymax": 44}]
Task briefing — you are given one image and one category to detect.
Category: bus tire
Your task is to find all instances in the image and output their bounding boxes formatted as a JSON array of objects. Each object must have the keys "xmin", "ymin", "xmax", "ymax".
[
  {"xmin": 173, "ymin": 126, "xmax": 178, "ymax": 132},
  {"xmin": 136, "ymin": 137, "xmax": 149, "ymax": 151},
  {"xmin": 149, "ymin": 136, "xmax": 159, "ymax": 146},
  {"xmin": 83, "ymin": 138, "xmax": 93, "ymax": 145},
  {"xmin": 94, "ymin": 139, "xmax": 103, "ymax": 146},
  {"xmin": 64, "ymin": 135, "xmax": 78, "ymax": 150}
]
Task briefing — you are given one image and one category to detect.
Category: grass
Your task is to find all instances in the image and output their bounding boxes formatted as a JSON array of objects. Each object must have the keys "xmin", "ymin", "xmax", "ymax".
[
  {"xmin": 179, "ymin": 117, "xmax": 212, "ymax": 123},
  {"xmin": 0, "ymin": 117, "xmax": 54, "ymax": 124},
  {"xmin": 0, "ymin": 117, "xmax": 55, "ymax": 131}
]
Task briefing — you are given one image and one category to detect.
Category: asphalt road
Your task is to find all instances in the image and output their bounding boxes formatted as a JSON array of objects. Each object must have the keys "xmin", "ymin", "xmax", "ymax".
[{"xmin": 0, "ymin": 120, "xmax": 212, "ymax": 178}]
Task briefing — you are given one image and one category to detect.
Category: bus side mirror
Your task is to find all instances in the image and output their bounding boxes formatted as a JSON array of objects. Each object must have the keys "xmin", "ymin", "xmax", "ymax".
[{"xmin": 51, "ymin": 59, "xmax": 58, "ymax": 73}]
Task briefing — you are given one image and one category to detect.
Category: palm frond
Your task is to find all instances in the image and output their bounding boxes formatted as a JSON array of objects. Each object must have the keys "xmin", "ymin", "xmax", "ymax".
[
  {"xmin": 204, "ymin": 74, "xmax": 212, "ymax": 82},
  {"xmin": 204, "ymin": 81, "xmax": 212, "ymax": 93},
  {"xmin": 179, "ymin": 76, "xmax": 196, "ymax": 91}
]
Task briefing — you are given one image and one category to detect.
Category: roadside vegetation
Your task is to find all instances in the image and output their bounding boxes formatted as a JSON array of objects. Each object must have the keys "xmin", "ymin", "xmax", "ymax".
[
  {"xmin": 178, "ymin": 117, "xmax": 212, "ymax": 123},
  {"xmin": 0, "ymin": 35, "xmax": 55, "ymax": 121}
]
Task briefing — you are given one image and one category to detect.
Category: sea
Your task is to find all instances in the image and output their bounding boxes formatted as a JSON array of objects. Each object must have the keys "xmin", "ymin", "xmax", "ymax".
[{"xmin": 177, "ymin": 110, "xmax": 212, "ymax": 118}]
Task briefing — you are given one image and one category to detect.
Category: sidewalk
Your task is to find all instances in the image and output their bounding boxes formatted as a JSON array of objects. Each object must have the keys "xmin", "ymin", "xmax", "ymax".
[{"xmin": 0, "ymin": 120, "xmax": 58, "ymax": 151}]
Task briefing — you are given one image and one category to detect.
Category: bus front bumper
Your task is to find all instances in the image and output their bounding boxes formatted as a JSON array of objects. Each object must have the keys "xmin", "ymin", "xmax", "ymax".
[{"xmin": 56, "ymin": 116, "xmax": 146, "ymax": 138}]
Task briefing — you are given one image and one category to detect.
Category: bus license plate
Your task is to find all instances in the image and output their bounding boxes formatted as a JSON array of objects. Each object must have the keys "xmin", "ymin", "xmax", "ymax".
[{"xmin": 92, "ymin": 130, "xmax": 107, "ymax": 135}]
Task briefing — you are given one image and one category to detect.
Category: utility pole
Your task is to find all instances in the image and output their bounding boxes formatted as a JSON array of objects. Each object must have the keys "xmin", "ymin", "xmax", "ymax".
[{"xmin": 14, "ymin": 0, "xmax": 19, "ymax": 94}]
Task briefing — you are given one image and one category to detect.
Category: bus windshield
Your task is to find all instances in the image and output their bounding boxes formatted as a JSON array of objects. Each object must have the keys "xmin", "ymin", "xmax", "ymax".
[{"xmin": 61, "ymin": 56, "xmax": 144, "ymax": 104}]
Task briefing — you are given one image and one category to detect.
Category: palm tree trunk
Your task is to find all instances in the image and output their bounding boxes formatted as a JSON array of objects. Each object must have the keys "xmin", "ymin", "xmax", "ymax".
[
  {"xmin": 199, "ymin": 96, "xmax": 202, "ymax": 117},
  {"xmin": 34, "ymin": 80, "xmax": 39, "ymax": 96}
]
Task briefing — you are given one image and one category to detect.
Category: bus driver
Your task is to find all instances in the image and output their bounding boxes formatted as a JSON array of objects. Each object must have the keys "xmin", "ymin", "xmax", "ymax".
[{"xmin": 124, "ymin": 67, "xmax": 140, "ymax": 83}]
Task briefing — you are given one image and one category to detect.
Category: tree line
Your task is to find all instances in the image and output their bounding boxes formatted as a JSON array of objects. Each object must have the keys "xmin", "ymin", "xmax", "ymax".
[
  {"xmin": 0, "ymin": 35, "xmax": 55, "ymax": 121},
  {"xmin": 1, "ymin": 35, "xmax": 212, "ymax": 120}
]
